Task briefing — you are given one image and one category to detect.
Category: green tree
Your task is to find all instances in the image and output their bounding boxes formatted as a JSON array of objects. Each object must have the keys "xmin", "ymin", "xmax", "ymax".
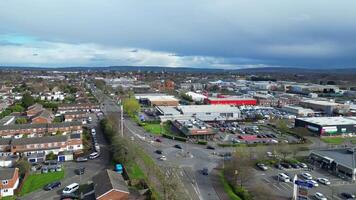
[
  {"xmin": 9, "ymin": 104, "xmax": 25, "ymax": 112},
  {"xmin": 22, "ymin": 93, "xmax": 35, "ymax": 108},
  {"xmin": 15, "ymin": 118, "xmax": 28, "ymax": 124},
  {"xmin": 15, "ymin": 159, "xmax": 31, "ymax": 178},
  {"xmin": 123, "ymin": 97, "xmax": 140, "ymax": 117}
]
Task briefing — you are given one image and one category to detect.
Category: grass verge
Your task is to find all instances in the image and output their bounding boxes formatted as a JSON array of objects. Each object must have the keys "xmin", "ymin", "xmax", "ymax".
[
  {"xmin": 219, "ymin": 171, "xmax": 242, "ymax": 200},
  {"xmin": 20, "ymin": 170, "xmax": 65, "ymax": 196}
]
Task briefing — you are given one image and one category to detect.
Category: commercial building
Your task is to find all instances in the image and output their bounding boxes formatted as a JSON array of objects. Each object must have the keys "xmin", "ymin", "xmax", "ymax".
[
  {"xmin": 93, "ymin": 169, "xmax": 129, "ymax": 200},
  {"xmin": 205, "ymin": 96, "xmax": 257, "ymax": 106},
  {"xmin": 300, "ymin": 99, "xmax": 350, "ymax": 115},
  {"xmin": 0, "ymin": 168, "xmax": 19, "ymax": 198},
  {"xmin": 135, "ymin": 94, "xmax": 179, "ymax": 106},
  {"xmin": 309, "ymin": 149, "xmax": 356, "ymax": 181},
  {"xmin": 185, "ymin": 92, "xmax": 207, "ymax": 102},
  {"xmin": 295, "ymin": 117, "xmax": 356, "ymax": 136},
  {"xmin": 171, "ymin": 119, "xmax": 215, "ymax": 139},
  {"xmin": 281, "ymin": 105, "xmax": 314, "ymax": 117}
]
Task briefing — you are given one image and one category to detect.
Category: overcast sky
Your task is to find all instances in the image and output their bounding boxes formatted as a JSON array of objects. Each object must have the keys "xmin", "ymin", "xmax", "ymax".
[{"xmin": 1, "ymin": 0, "xmax": 356, "ymax": 68}]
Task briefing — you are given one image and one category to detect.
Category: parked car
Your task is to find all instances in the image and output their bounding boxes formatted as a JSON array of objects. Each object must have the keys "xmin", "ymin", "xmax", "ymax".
[
  {"xmin": 89, "ymin": 152, "xmax": 100, "ymax": 159},
  {"xmin": 76, "ymin": 157, "xmax": 88, "ymax": 162},
  {"xmin": 301, "ymin": 172, "xmax": 313, "ymax": 180},
  {"xmin": 298, "ymin": 162, "xmax": 308, "ymax": 169},
  {"xmin": 202, "ymin": 168, "xmax": 209, "ymax": 176},
  {"xmin": 158, "ymin": 156, "xmax": 167, "ymax": 161},
  {"xmin": 62, "ymin": 183, "xmax": 79, "ymax": 194},
  {"xmin": 275, "ymin": 164, "xmax": 285, "ymax": 170},
  {"xmin": 341, "ymin": 192, "xmax": 356, "ymax": 199},
  {"xmin": 56, "ymin": 165, "xmax": 62, "ymax": 172},
  {"xmin": 155, "ymin": 150, "xmax": 163, "ymax": 154},
  {"xmin": 256, "ymin": 163, "xmax": 268, "ymax": 171},
  {"xmin": 207, "ymin": 145, "xmax": 215, "ymax": 150},
  {"xmin": 75, "ymin": 167, "xmax": 85, "ymax": 175},
  {"xmin": 174, "ymin": 144, "xmax": 182, "ymax": 149},
  {"xmin": 317, "ymin": 178, "xmax": 331, "ymax": 185},
  {"xmin": 281, "ymin": 162, "xmax": 291, "ymax": 169},
  {"xmin": 44, "ymin": 181, "xmax": 61, "ymax": 191},
  {"xmin": 155, "ymin": 138, "xmax": 162, "ymax": 143},
  {"xmin": 42, "ymin": 167, "xmax": 48, "ymax": 174},
  {"xmin": 306, "ymin": 180, "xmax": 318, "ymax": 187},
  {"xmin": 291, "ymin": 163, "xmax": 301, "ymax": 169},
  {"xmin": 314, "ymin": 192, "xmax": 327, "ymax": 200},
  {"xmin": 278, "ymin": 173, "xmax": 290, "ymax": 182}
]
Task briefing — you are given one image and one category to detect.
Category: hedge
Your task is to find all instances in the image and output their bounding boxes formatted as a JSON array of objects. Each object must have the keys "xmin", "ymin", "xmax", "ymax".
[{"xmin": 162, "ymin": 134, "xmax": 187, "ymax": 142}]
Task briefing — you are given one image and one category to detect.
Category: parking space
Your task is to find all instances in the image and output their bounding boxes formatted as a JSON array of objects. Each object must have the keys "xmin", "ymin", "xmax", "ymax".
[{"xmin": 255, "ymin": 161, "xmax": 356, "ymax": 200}]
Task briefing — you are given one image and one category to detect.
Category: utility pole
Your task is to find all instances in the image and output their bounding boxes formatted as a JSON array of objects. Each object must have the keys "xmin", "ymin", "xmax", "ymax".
[{"xmin": 120, "ymin": 105, "xmax": 124, "ymax": 137}]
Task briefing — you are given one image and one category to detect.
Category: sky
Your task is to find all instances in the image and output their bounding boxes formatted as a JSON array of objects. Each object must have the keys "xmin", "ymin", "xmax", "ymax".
[{"xmin": 1, "ymin": 0, "xmax": 356, "ymax": 69}]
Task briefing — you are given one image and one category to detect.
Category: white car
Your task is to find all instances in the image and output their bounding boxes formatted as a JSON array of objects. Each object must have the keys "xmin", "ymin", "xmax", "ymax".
[
  {"xmin": 62, "ymin": 183, "xmax": 79, "ymax": 194},
  {"xmin": 306, "ymin": 179, "xmax": 318, "ymax": 187},
  {"xmin": 314, "ymin": 192, "xmax": 327, "ymax": 200},
  {"xmin": 158, "ymin": 156, "xmax": 167, "ymax": 161},
  {"xmin": 299, "ymin": 162, "xmax": 308, "ymax": 169},
  {"xmin": 317, "ymin": 178, "xmax": 331, "ymax": 185},
  {"xmin": 301, "ymin": 172, "xmax": 313, "ymax": 180},
  {"xmin": 278, "ymin": 173, "xmax": 290, "ymax": 182},
  {"xmin": 89, "ymin": 152, "xmax": 100, "ymax": 159}
]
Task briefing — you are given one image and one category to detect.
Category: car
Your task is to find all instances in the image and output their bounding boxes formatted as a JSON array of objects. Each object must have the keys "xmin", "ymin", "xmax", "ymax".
[
  {"xmin": 291, "ymin": 163, "xmax": 301, "ymax": 169},
  {"xmin": 76, "ymin": 157, "xmax": 88, "ymax": 162},
  {"xmin": 44, "ymin": 181, "xmax": 61, "ymax": 191},
  {"xmin": 281, "ymin": 162, "xmax": 291, "ymax": 169},
  {"xmin": 202, "ymin": 168, "xmax": 209, "ymax": 175},
  {"xmin": 56, "ymin": 165, "xmax": 62, "ymax": 172},
  {"xmin": 277, "ymin": 173, "xmax": 290, "ymax": 182},
  {"xmin": 306, "ymin": 180, "xmax": 318, "ymax": 187},
  {"xmin": 155, "ymin": 138, "xmax": 162, "ymax": 143},
  {"xmin": 174, "ymin": 144, "xmax": 182, "ymax": 149},
  {"xmin": 158, "ymin": 156, "xmax": 167, "ymax": 161},
  {"xmin": 341, "ymin": 192, "xmax": 356, "ymax": 199},
  {"xmin": 299, "ymin": 162, "xmax": 308, "ymax": 169},
  {"xmin": 75, "ymin": 167, "xmax": 85, "ymax": 175},
  {"xmin": 207, "ymin": 145, "xmax": 215, "ymax": 150},
  {"xmin": 89, "ymin": 152, "xmax": 100, "ymax": 159},
  {"xmin": 275, "ymin": 164, "xmax": 284, "ymax": 170},
  {"xmin": 314, "ymin": 192, "xmax": 327, "ymax": 200},
  {"xmin": 317, "ymin": 178, "xmax": 331, "ymax": 185},
  {"xmin": 42, "ymin": 167, "xmax": 48, "ymax": 174},
  {"xmin": 301, "ymin": 172, "xmax": 313, "ymax": 180},
  {"xmin": 62, "ymin": 183, "xmax": 79, "ymax": 194},
  {"xmin": 155, "ymin": 150, "xmax": 163, "ymax": 154},
  {"xmin": 256, "ymin": 163, "xmax": 268, "ymax": 171}
]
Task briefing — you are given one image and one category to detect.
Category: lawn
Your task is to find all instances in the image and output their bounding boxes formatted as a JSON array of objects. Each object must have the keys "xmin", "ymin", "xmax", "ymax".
[
  {"xmin": 321, "ymin": 137, "xmax": 346, "ymax": 144},
  {"xmin": 126, "ymin": 162, "xmax": 145, "ymax": 180},
  {"xmin": 143, "ymin": 123, "xmax": 162, "ymax": 135},
  {"xmin": 219, "ymin": 171, "xmax": 241, "ymax": 200},
  {"xmin": 20, "ymin": 170, "xmax": 65, "ymax": 196}
]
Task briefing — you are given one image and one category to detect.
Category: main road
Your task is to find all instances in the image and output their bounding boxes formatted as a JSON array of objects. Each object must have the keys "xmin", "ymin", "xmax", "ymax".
[{"xmin": 90, "ymin": 85, "xmax": 226, "ymax": 200}]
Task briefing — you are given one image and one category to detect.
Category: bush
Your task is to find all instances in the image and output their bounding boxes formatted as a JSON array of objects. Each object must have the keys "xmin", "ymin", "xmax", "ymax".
[
  {"xmin": 162, "ymin": 134, "xmax": 187, "ymax": 142},
  {"xmin": 197, "ymin": 141, "xmax": 208, "ymax": 145},
  {"xmin": 234, "ymin": 186, "xmax": 253, "ymax": 200}
]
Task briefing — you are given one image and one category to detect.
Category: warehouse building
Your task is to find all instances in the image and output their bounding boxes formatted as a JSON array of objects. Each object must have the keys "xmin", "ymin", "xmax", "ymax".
[
  {"xmin": 300, "ymin": 99, "xmax": 350, "ymax": 115},
  {"xmin": 185, "ymin": 92, "xmax": 207, "ymax": 102},
  {"xmin": 295, "ymin": 117, "xmax": 356, "ymax": 137},
  {"xmin": 205, "ymin": 96, "xmax": 257, "ymax": 106},
  {"xmin": 309, "ymin": 149, "xmax": 356, "ymax": 181},
  {"xmin": 171, "ymin": 119, "xmax": 215, "ymax": 139},
  {"xmin": 135, "ymin": 93, "xmax": 179, "ymax": 106},
  {"xmin": 281, "ymin": 105, "xmax": 314, "ymax": 117}
]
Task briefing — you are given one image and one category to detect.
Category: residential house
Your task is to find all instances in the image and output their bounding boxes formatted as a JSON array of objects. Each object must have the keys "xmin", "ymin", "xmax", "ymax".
[
  {"xmin": 93, "ymin": 169, "xmax": 129, "ymax": 200},
  {"xmin": 26, "ymin": 103, "xmax": 44, "ymax": 117},
  {"xmin": 64, "ymin": 111, "xmax": 87, "ymax": 122},
  {"xmin": 31, "ymin": 109, "xmax": 54, "ymax": 124},
  {"xmin": 0, "ymin": 168, "xmax": 19, "ymax": 198}
]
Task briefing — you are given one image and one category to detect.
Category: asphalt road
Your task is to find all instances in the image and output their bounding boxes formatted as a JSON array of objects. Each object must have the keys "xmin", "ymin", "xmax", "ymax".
[{"xmin": 91, "ymin": 85, "xmax": 224, "ymax": 200}]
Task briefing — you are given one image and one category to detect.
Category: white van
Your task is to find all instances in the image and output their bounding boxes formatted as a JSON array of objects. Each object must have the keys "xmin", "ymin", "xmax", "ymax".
[
  {"xmin": 62, "ymin": 183, "xmax": 79, "ymax": 194},
  {"xmin": 278, "ymin": 173, "xmax": 290, "ymax": 182}
]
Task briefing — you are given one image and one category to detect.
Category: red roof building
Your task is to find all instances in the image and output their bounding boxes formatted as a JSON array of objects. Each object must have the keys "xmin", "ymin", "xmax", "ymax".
[{"xmin": 205, "ymin": 96, "xmax": 257, "ymax": 106}]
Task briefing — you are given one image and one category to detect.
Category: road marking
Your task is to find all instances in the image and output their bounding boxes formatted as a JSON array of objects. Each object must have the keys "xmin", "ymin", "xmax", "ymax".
[
  {"xmin": 272, "ymin": 184, "xmax": 283, "ymax": 191},
  {"xmin": 263, "ymin": 177, "xmax": 271, "ymax": 183}
]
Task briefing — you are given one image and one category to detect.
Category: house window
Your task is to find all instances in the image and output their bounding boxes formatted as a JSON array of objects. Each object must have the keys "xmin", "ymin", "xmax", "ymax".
[
  {"xmin": 2, "ymin": 180, "xmax": 8, "ymax": 185},
  {"xmin": 3, "ymin": 189, "xmax": 8, "ymax": 192}
]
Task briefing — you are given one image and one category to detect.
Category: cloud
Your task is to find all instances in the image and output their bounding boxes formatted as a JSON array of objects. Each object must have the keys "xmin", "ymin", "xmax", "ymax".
[{"xmin": 0, "ymin": 0, "xmax": 356, "ymax": 68}]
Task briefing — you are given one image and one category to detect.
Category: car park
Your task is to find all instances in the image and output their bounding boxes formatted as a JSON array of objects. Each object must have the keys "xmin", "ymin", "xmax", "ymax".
[
  {"xmin": 299, "ymin": 162, "xmax": 308, "ymax": 169},
  {"xmin": 75, "ymin": 167, "xmax": 85, "ymax": 175},
  {"xmin": 158, "ymin": 155, "xmax": 167, "ymax": 161},
  {"xmin": 76, "ymin": 157, "xmax": 88, "ymax": 162},
  {"xmin": 317, "ymin": 178, "xmax": 331, "ymax": 185},
  {"xmin": 291, "ymin": 163, "xmax": 301, "ymax": 169},
  {"xmin": 275, "ymin": 164, "xmax": 285, "ymax": 170},
  {"xmin": 300, "ymin": 172, "xmax": 313, "ymax": 180},
  {"xmin": 89, "ymin": 152, "xmax": 100, "ymax": 159},
  {"xmin": 256, "ymin": 163, "xmax": 268, "ymax": 171},
  {"xmin": 44, "ymin": 181, "xmax": 61, "ymax": 191},
  {"xmin": 306, "ymin": 179, "xmax": 318, "ymax": 187},
  {"xmin": 62, "ymin": 183, "xmax": 79, "ymax": 194},
  {"xmin": 341, "ymin": 192, "xmax": 355, "ymax": 199},
  {"xmin": 314, "ymin": 192, "xmax": 327, "ymax": 200},
  {"xmin": 281, "ymin": 162, "xmax": 291, "ymax": 169}
]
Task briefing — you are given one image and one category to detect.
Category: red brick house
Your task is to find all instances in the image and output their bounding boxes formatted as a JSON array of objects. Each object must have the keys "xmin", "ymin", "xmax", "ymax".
[
  {"xmin": 31, "ymin": 110, "xmax": 54, "ymax": 124},
  {"xmin": 26, "ymin": 103, "xmax": 44, "ymax": 117},
  {"xmin": 93, "ymin": 170, "xmax": 129, "ymax": 200}
]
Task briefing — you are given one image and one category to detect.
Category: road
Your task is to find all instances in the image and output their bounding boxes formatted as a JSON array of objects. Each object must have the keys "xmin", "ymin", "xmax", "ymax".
[{"xmin": 91, "ymin": 85, "xmax": 224, "ymax": 200}]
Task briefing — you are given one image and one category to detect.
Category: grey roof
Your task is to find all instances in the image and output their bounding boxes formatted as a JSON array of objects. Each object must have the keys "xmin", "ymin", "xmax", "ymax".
[
  {"xmin": 93, "ymin": 169, "xmax": 129, "ymax": 198},
  {"xmin": 0, "ymin": 167, "xmax": 17, "ymax": 180},
  {"xmin": 27, "ymin": 103, "xmax": 43, "ymax": 111},
  {"xmin": 0, "ymin": 121, "xmax": 82, "ymax": 131},
  {"xmin": 64, "ymin": 111, "xmax": 87, "ymax": 115},
  {"xmin": 32, "ymin": 109, "xmax": 54, "ymax": 120},
  {"xmin": 70, "ymin": 133, "xmax": 81, "ymax": 139},
  {"xmin": 312, "ymin": 149, "xmax": 356, "ymax": 169},
  {"xmin": 0, "ymin": 138, "xmax": 11, "ymax": 145},
  {"xmin": 11, "ymin": 135, "xmax": 67, "ymax": 145}
]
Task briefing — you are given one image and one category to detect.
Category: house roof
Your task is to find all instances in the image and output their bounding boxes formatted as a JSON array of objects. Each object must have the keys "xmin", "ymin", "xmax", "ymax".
[
  {"xmin": 93, "ymin": 169, "xmax": 129, "ymax": 198},
  {"xmin": 32, "ymin": 109, "xmax": 54, "ymax": 120},
  {"xmin": 64, "ymin": 111, "xmax": 87, "ymax": 115},
  {"xmin": 0, "ymin": 121, "xmax": 82, "ymax": 131},
  {"xmin": 0, "ymin": 167, "xmax": 17, "ymax": 180},
  {"xmin": 11, "ymin": 135, "xmax": 67, "ymax": 145},
  {"xmin": 27, "ymin": 103, "xmax": 43, "ymax": 111},
  {"xmin": 312, "ymin": 149, "xmax": 356, "ymax": 170},
  {"xmin": 0, "ymin": 138, "xmax": 11, "ymax": 146}
]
